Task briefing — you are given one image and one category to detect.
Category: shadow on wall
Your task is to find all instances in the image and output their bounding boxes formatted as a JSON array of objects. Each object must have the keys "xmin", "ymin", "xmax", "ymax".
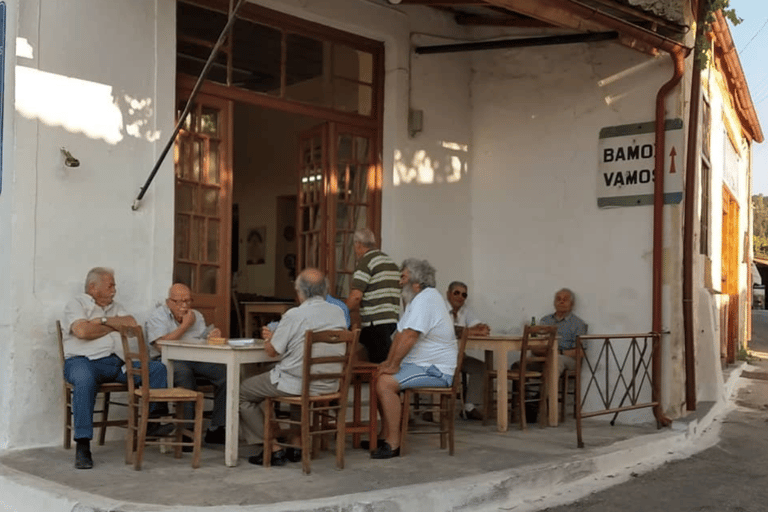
[{"xmin": 393, "ymin": 140, "xmax": 470, "ymax": 186}]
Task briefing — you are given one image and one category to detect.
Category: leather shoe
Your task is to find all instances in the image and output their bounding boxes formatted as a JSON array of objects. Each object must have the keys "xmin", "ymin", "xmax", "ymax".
[
  {"xmin": 145, "ymin": 422, "xmax": 175, "ymax": 438},
  {"xmin": 204, "ymin": 426, "xmax": 226, "ymax": 445},
  {"xmin": 286, "ymin": 447, "xmax": 302, "ymax": 463},
  {"xmin": 74, "ymin": 443, "xmax": 93, "ymax": 470},
  {"xmin": 465, "ymin": 407, "xmax": 484, "ymax": 421},
  {"xmin": 360, "ymin": 438, "xmax": 386, "ymax": 450},
  {"xmin": 370, "ymin": 441, "xmax": 400, "ymax": 459},
  {"xmin": 248, "ymin": 449, "xmax": 288, "ymax": 466}
]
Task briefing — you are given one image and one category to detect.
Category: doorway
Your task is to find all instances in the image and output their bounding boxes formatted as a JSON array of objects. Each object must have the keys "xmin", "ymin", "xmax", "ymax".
[{"xmin": 174, "ymin": 1, "xmax": 384, "ymax": 336}]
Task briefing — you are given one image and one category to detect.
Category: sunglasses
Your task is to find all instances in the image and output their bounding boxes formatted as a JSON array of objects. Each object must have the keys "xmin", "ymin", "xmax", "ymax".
[{"xmin": 452, "ymin": 290, "xmax": 468, "ymax": 298}]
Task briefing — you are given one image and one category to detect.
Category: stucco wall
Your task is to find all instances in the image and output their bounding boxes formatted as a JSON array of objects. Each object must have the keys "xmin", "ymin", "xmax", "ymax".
[
  {"xmin": 1, "ymin": 0, "xmax": 176, "ymax": 449},
  {"xmin": 469, "ymin": 44, "xmax": 687, "ymax": 419}
]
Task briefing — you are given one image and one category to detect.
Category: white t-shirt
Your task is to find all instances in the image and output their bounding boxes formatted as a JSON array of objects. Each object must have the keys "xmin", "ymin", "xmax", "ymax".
[{"xmin": 398, "ymin": 287, "xmax": 457, "ymax": 376}]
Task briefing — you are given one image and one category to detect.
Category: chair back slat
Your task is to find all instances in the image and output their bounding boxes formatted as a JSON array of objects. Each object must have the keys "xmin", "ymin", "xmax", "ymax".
[
  {"xmin": 451, "ymin": 326, "xmax": 470, "ymax": 390},
  {"xmin": 520, "ymin": 324, "xmax": 558, "ymax": 370},
  {"xmin": 56, "ymin": 321, "xmax": 66, "ymax": 373},
  {"xmin": 300, "ymin": 329, "xmax": 360, "ymax": 396},
  {"xmin": 118, "ymin": 325, "xmax": 152, "ymax": 399}
]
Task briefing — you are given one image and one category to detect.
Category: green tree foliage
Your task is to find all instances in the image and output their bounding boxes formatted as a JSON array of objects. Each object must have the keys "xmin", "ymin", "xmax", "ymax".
[
  {"xmin": 753, "ymin": 195, "xmax": 768, "ymax": 258},
  {"xmin": 694, "ymin": 1, "xmax": 742, "ymax": 70}
]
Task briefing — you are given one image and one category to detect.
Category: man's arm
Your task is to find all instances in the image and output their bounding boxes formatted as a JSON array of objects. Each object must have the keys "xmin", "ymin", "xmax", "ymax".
[
  {"xmin": 467, "ymin": 323, "xmax": 490, "ymax": 336},
  {"xmin": 71, "ymin": 316, "xmax": 138, "ymax": 340},
  {"xmin": 378, "ymin": 328, "xmax": 419, "ymax": 375},
  {"xmin": 345, "ymin": 289, "xmax": 363, "ymax": 314},
  {"xmin": 151, "ymin": 310, "xmax": 195, "ymax": 343}
]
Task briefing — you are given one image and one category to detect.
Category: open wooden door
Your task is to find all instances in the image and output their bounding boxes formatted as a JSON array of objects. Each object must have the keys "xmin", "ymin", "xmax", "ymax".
[
  {"xmin": 297, "ymin": 122, "xmax": 378, "ymax": 298},
  {"xmin": 721, "ymin": 186, "xmax": 739, "ymax": 364},
  {"xmin": 173, "ymin": 92, "xmax": 233, "ymax": 334}
]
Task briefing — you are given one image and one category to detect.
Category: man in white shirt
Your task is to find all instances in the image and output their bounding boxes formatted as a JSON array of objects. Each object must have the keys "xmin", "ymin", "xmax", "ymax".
[
  {"xmin": 239, "ymin": 268, "xmax": 347, "ymax": 467},
  {"xmin": 372, "ymin": 259, "xmax": 457, "ymax": 459},
  {"xmin": 63, "ymin": 267, "xmax": 169, "ymax": 469},
  {"xmin": 445, "ymin": 281, "xmax": 489, "ymax": 421}
]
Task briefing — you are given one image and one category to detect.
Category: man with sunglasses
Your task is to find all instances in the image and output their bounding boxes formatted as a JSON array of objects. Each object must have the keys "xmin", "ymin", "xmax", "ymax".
[
  {"xmin": 145, "ymin": 283, "xmax": 228, "ymax": 446},
  {"xmin": 445, "ymin": 281, "xmax": 490, "ymax": 421}
]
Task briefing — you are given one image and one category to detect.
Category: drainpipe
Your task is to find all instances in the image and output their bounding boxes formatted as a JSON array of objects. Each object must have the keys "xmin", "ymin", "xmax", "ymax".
[
  {"xmin": 651, "ymin": 47, "xmax": 686, "ymax": 427},
  {"xmin": 682, "ymin": 0, "xmax": 708, "ymax": 413}
]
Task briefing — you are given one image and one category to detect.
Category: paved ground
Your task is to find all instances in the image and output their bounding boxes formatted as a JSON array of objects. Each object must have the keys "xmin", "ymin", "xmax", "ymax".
[{"xmin": 541, "ymin": 310, "xmax": 768, "ymax": 512}]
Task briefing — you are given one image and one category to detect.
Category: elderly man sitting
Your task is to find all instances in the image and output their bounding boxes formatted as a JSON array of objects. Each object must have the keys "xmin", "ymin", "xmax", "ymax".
[
  {"xmin": 539, "ymin": 287, "xmax": 588, "ymax": 375},
  {"xmin": 239, "ymin": 268, "xmax": 347, "ymax": 467},
  {"xmin": 371, "ymin": 258, "xmax": 457, "ymax": 459}
]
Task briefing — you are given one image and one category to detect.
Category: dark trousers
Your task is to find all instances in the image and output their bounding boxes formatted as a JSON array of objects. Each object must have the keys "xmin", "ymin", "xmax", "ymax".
[
  {"xmin": 64, "ymin": 354, "xmax": 168, "ymax": 440},
  {"xmin": 359, "ymin": 323, "xmax": 396, "ymax": 363}
]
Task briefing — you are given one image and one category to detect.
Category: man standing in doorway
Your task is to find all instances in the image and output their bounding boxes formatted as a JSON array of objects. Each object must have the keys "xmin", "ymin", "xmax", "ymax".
[{"xmin": 346, "ymin": 228, "xmax": 401, "ymax": 363}]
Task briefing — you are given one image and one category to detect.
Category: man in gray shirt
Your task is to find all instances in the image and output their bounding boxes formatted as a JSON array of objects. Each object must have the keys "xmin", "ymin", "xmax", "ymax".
[
  {"xmin": 239, "ymin": 268, "xmax": 347, "ymax": 467},
  {"xmin": 145, "ymin": 283, "xmax": 227, "ymax": 445}
]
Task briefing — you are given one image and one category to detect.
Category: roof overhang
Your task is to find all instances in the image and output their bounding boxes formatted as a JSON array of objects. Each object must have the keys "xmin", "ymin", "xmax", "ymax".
[{"xmin": 710, "ymin": 10, "xmax": 764, "ymax": 143}]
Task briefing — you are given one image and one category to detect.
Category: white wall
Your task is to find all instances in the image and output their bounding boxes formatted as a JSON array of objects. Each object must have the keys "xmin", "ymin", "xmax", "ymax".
[{"xmin": 1, "ymin": 0, "xmax": 176, "ymax": 449}]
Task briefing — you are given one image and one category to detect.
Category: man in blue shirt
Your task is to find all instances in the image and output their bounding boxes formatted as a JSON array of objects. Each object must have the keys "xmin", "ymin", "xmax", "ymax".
[{"xmin": 539, "ymin": 288, "xmax": 587, "ymax": 375}]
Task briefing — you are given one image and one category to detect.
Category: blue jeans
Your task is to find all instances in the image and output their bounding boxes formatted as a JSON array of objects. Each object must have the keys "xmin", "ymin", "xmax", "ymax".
[{"xmin": 64, "ymin": 354, "xmax": 168, "ymax": 440}]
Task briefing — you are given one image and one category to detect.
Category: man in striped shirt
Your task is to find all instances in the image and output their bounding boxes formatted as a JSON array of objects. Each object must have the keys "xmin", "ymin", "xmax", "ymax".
[{"xmin": 346, "ymin": 228, "xmax": 401, "ymax": 363}]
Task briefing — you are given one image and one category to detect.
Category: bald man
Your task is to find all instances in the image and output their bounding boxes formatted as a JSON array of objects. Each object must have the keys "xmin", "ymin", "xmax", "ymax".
[
  {"xmin": 145, "ymin": 283, "xmax": 228, "ymax": 445},
  {"xmin": 240, "ymin": 268, "xmax": 347, "ymax": 467}
]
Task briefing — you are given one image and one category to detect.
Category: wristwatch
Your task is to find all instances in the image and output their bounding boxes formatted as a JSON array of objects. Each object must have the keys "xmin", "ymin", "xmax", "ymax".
[{"xmin": 100, "ymin": 317, "xmax": 108, "ymax": 325}]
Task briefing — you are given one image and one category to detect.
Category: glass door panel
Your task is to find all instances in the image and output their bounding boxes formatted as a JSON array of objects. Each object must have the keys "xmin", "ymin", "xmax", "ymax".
[{"xmin": 174, "ymin": 93, "xmax": 232, "ymax": 333}]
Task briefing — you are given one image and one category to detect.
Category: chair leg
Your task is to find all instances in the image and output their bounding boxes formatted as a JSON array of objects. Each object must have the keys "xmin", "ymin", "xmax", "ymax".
[
  {"xmin": 447, "ymin": 394, "xmax": 455, "ymax": 456},
  {"xmin": 125, "ymin": 395, "xmax": 137, "ymax": 465},
  {"xmin": 368, "ymin": 374, "xmax": 378, "ymax": 453},
  {"xmin": 336, "ymin": 403, "xmax": 347, "ymax": 470},
  {"xmin": 301, "ymin": 403, "xmax": 311, "ymax": 475},
  {"xmin": 399, "ymin": 390, "xmax": 411, "ymax": 456},
  {"xmin": 173, "ymin": 403, "xmax": 183, "ymax": 459},
  {"xmin": 134, "ymin": 400, "xmax": 150, "ymax": 470},
  {"xmin": 64, "ymin": 389, "xmax": 72, "ymax": 449},
  {"xmin": 192, "ymin": 395, "xmax": 203, "ymax": 469},
  {"xmin": 98, "ymin": 392, "xmax": 111, "ymax": 446},
  {"xmin": 263, "ymin": 398, "xmax": 273, "ymax": 468},
  {"xmin": 518, "ymin": 379, "xmax": 527, "ymax": 431},
  {"xmin": 439, "ymin": 395, "xmax": 447, "ymax": 450}
]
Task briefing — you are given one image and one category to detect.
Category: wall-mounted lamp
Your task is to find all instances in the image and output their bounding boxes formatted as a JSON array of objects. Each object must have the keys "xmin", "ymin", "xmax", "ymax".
[
  {"xmin": 408, "ymin": 109, "xmax": 423, "ymax": 138},
  {"xmin": 60, "ymin": 147, "xmax": 80, "ymax": 167}
]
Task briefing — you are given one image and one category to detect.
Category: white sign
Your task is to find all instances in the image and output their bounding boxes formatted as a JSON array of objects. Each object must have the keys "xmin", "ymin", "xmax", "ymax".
[{"xmin": 597, "ymin": 119, "xmax": 684, "ymax": 208}]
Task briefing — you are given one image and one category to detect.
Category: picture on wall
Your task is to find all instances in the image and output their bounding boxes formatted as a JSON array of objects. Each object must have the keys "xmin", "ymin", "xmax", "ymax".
[{"xmin": 246, "ymin": 226, "xmax": 266, "ymax": 265}]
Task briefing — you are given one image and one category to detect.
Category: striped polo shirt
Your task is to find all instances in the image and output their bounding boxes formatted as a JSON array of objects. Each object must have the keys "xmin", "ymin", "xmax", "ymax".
[{"xmin": 351, "ymin": 249, "xmax": 401, "ymax": 327}]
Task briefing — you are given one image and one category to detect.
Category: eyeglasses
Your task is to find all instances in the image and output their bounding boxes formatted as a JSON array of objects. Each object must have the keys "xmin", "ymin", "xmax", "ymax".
[
  {"xmin": 169, "ymin": 298, "xmax": 192, "ymax": 305},
  {"xmin": 452, "ymin": 290, "xmax": 468, "ymax": 298}
]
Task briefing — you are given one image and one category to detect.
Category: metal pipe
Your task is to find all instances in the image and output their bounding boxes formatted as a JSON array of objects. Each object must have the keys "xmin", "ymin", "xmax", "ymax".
[
  {"xmin": 414, "ymin": 31, "xmax": 618, "ymax": 54},
  {"xmin": 682, "ymin": 0, "xmax": 707, "ymax": 412},
  {"xmin": 132, "ymin": 0, "xmax": 247, "ymax": 211},
  {"xmin": 651, "ymin": 47, "xmax": 685, "ymax": 427}
]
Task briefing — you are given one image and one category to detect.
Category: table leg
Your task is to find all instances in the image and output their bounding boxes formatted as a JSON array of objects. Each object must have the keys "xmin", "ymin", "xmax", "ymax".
[
  {"xmin": 162, "ymin": 354, "xmax": 174, "ymax": 388},
  {"xmin": 224, "ymin": 359, "xmax": 240, "ymax": 467},
  {"xmin": 495, "ymin": 347, "xmax": 508, "ymax": 432},
  {"xmin": 547, "ymin": 348, "xmax": 559, "ymax": 427}
]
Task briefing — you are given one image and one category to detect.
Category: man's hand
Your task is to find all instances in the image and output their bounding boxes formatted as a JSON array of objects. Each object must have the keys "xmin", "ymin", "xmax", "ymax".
[
  {"xmin": 469, "ymin": 323, "xmax": 491, "ymax": 337},
  {"xmin": 377, "ymin": 361, "xmax": 400, "ymax": 376},
  {"xmin": 261, "ymin": 326, "xmax": 273, "ymax": 343},
  {"xmin": 207, "ymin": 327, "xmax": 222, "ymax": 340},
  {"xmin": 180, "ymin": 310, "xmax": 195, "ymax": 329}
]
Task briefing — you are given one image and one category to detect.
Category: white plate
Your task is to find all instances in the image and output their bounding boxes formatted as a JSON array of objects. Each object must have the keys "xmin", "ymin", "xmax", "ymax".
[{"xmin": 227, "ymin": 338, "xmax": 260, "ymax": 347}]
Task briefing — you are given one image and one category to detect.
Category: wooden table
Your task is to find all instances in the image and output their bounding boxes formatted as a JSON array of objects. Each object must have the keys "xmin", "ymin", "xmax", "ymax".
[
  {"xmin": 158, "ymin": 340, "xmax": 279, "ymax": 467},
  {"xmin": 467, "ymin": 335, "xmax": 558, "ymax": 431},
  {"xmin": 242, "ymin": 301, "xmax": 295, "ymax": 338}
]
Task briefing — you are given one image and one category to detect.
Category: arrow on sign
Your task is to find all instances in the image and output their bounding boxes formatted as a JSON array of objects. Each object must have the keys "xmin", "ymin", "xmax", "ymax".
[{"xmin": 669, "ymin": 147, "xmax": 677, "ymax": 174}]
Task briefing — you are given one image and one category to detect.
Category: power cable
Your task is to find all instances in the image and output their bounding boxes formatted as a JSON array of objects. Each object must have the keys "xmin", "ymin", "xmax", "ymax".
[{"xmin": 738, "ymin": 16, "xmax": 768, "ymax": 54}]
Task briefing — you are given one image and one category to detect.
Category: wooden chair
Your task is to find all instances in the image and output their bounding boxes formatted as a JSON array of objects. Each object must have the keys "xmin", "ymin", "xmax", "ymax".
[
  {"xmin": 399, "ymin": 326, "xmax": 469, "ymax": 456},
  {"xmin": 483, "ymin": 324, "xmax": 558, "ymax": 430},
  {"xmin": 559, "ymin": 327, "xmax": 587, "ymax": 421},
  {"xmin": 118, "ymin": 325, "xmax": 204, "ymax": 470},
  {"xmin": 347, "ymin": 362, "xmax": 378, "ymax": 452},
  {"xmin": 263, "ymin": 328, "xmax": 360, "ymax": 474},
  {"xmin": 56, "ymin": 320, "xmax": 128, "ymax": 449}
]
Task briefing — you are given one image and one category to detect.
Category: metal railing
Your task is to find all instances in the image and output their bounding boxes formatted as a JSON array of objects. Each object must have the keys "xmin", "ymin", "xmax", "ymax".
[{"xmin": 575, "ymin": 332, "xmax": 662, "ymax": 448}]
